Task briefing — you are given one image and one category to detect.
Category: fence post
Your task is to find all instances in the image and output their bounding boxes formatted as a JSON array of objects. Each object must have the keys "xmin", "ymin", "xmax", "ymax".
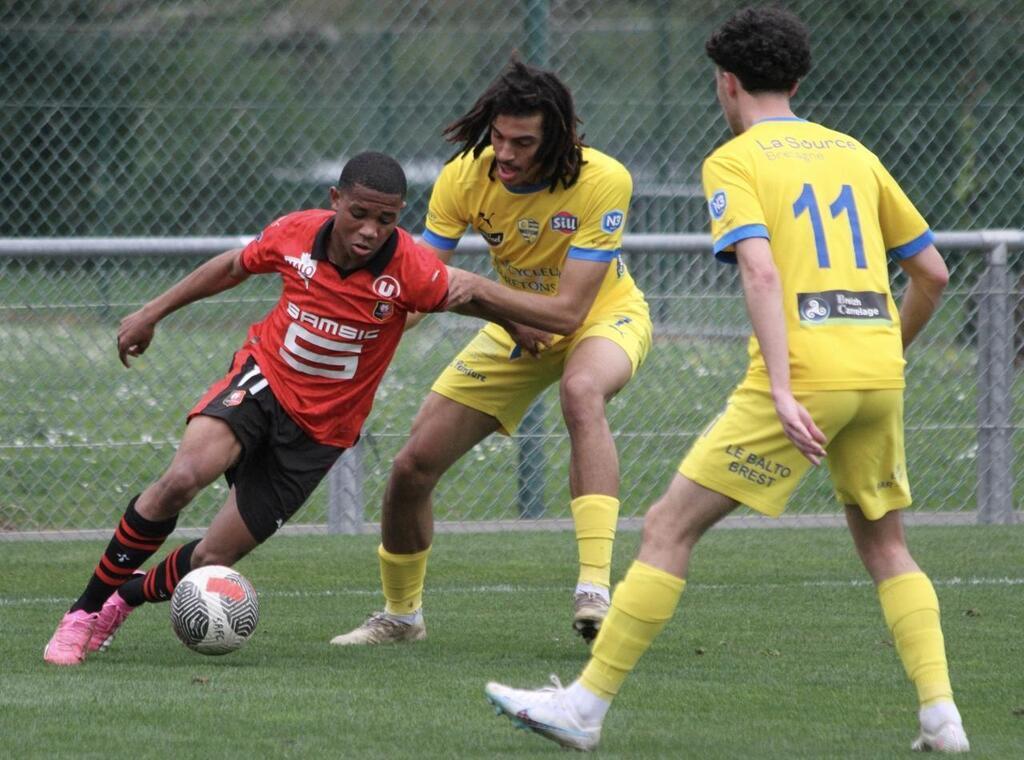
[
  {"xmin": 517, "ymin": 398, "xmax": 548, "ymax": 518},
  {"xmin": 975, "ymin": 242, "xmax": 1016, "ymax": 524},
  {"xmin": 327, "ymin": 442, "xmax": 364, "ymax": 534}
]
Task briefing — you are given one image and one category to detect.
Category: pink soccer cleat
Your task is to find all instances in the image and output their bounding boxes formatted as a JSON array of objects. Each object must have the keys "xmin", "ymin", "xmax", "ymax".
[
  {"xmin": 88, "ymin": 591, "xmax": 136, "ymax": 653},
  {"xmin": 43, "ymin": 610, "xmax": 98, "ymax": 666}
]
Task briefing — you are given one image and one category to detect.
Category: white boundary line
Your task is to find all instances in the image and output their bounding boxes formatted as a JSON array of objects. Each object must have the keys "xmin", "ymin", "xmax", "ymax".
[
  {"xmin": 2, "ymin": 575, "xmax": 1022, "ymax": 608},
  {"xmin": 0, "ymin": 510, "xmax": 997, "ymax": 542}
]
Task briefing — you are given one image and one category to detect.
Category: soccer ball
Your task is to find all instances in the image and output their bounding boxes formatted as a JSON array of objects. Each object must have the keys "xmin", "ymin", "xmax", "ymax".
[{"xmin": 170, "ymin": 565, "xmax": 259, "ymax": 655}]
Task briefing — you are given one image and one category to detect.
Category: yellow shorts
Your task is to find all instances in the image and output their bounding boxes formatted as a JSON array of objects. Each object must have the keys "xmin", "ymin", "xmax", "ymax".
[
  {"xmin": 679, "ymin": 386, "xmax": 911, "ymax": 519},
  {"xmin": 431, "ymin": 301, "xmax": 652, "ymax": 434}
]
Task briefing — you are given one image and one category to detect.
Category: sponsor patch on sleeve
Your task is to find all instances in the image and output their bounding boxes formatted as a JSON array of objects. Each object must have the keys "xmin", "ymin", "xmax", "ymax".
[
  {"xmin": 708, "ymin": 190, "xmax": 727, "ymax": 220},
  {"xmin": 601, "ymin": 209, "xmax": 625, "ymax": 233}
]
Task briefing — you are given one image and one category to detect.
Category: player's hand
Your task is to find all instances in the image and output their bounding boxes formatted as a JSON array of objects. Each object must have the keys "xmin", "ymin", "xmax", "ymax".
[
  {"xmin": 773, "ymin": 392, "xmax": 827, "ymax": 465},
  {"xmin": 506, "ymin": 322, "xmax": 552, "ymax": 358},
  {"xmin": 117, "ymin": 307, "xmax": 157, "ymax": 368},
  {"xmin": 443, "ymin": 265, "xmax": 476, "ymax": 309}
]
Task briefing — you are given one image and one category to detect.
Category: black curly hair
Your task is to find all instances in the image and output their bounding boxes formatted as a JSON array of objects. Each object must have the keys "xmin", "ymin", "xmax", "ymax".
[
  {"xmin": 337, "ymin": 151, "xmax": 407, "ymax": 198},
  {"xmin": 442, "ymin": 54, "xmax": 586, "ymax": 191},
  {"xmin": 705, "ymin": 5, "xmax": 811, "ymax": 93}
]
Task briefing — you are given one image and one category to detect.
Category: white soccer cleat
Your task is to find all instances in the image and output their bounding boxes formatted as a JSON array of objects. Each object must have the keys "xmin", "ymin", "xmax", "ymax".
[
  {"xmin": 329, "ymin": 611, "xmax": 425, "ymax": 646},
  {"xmin": 912, "ymin": 702, "xmax": 970, "ymax": 753},
  {"xmin": 485, "ymin": 675, "xmax": 601, "ymax": 752},
  {"xmin": 912, "ymin": 722, "xmax": 970, "ymax": 753}
]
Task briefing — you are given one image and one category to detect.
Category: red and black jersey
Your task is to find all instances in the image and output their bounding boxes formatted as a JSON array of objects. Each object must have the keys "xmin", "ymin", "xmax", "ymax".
[{"xmin": 204, "ymin": 209, "xmax": 448, "ymax": 447}]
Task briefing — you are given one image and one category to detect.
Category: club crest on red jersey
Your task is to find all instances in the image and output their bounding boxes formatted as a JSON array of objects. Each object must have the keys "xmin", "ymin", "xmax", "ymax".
[
  {"xmin": 372, "ymin": 300, "xmax": 395, "ymax": 322},
  {"xmin": 223, "ymin": 389, "xmax": 246, "ymax": 407},
  {"xmin": 372, "ymin": 275, "xmax": 401, "ymax": 299}
]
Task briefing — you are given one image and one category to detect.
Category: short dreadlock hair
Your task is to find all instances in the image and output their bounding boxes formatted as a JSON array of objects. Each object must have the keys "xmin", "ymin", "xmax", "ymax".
[
  {"xmin": 443, "ymin": 55, "xmax": 586, "ymax": 191},
  {"xmin": 705, "ymin": 5, "xmax": 811, "ymax": 93}
]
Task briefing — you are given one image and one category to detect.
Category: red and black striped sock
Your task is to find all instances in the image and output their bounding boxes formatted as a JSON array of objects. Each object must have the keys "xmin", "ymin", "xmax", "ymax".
[
  {"xmin": 71, "ymin": 496, "xmax": 177, "ymax": 613},
  {"xmin": 118, "ymin": 540, "xmax": 199, "ymax": 606}
]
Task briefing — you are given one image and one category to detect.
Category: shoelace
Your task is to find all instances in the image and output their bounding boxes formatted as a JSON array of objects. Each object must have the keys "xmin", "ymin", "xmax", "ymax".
[
  {"xmin": 57, "ymin": 614, "xmax": 95, "ymax": 643},
  {"xmin": 366, "ymin": 612, "xmax": 411, "ymax": 630},
  {"xmin": 537, "ymin": 674, "xmax": 566, "ymax": 695}
]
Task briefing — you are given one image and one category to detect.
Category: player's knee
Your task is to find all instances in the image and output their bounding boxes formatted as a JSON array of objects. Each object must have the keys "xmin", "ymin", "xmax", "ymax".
[
  {"xmin": 191, "ymin": 541, "xmax": 246, "ymax": 569},
  {"xmin": 641, "ymin": 497, "xmax": 700, "ymax": 553},
  {"xmin": 559, "ymin": 373, "xmax": 606, "ymax": 426},
  {"xmin": 391, "ymin": 444, "xmax": 444, "ymax": 489},
  {"xmin": 152, "ymin": 464, "xmax": 204, "ymax": 511}
]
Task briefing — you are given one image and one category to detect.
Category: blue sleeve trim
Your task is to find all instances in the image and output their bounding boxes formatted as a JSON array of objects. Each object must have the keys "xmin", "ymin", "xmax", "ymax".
[
  {"xmin": 712, "ymin": 223, "xmax": 770, "ymax": 263},
  {"xmin": 421, "ymin": 228, "xmax": 461, "ymax": 251},
  {"xmin": 887, "ymin": 229, "xmax": 934, "ymax": 260},
  {"xmin": 568, "ymin": 246, "xmax": 618, "ymax": 262}
]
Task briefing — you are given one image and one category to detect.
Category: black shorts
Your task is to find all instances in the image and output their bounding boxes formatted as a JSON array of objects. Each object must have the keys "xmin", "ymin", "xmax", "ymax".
[{"xmin": 192, "ymin": 354, "xmax": 345, "ymax": 542}]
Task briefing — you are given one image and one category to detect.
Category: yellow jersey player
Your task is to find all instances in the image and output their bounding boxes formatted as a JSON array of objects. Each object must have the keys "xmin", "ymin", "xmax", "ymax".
[
  {"xmin": 331, "ymin": 56, "xmax": 651, "ymax": 647},
  {"xmin": 483, "ymin": 6, "xmax": 968, "ymax": 754}
]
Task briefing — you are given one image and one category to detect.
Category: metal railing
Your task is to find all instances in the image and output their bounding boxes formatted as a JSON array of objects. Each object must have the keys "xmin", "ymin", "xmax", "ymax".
[{"xmin": 1, "ymin": 230, "xmax": 1020, "ymax": 537}]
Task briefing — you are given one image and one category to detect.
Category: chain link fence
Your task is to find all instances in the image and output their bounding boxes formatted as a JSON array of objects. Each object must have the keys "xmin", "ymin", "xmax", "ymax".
[
  {"xmin": 2, "ymin": 233, "xmax": 1021, "ymax": 533},
  {"xmin": 1, "ymin": 1, "xmax": 1022, "ymax": 534}
]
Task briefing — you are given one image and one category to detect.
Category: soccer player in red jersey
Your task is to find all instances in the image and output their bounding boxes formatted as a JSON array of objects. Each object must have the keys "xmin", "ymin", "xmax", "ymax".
[{"xmin": 44, "ymin": 152, "xmax": 459, "ymax": 665}]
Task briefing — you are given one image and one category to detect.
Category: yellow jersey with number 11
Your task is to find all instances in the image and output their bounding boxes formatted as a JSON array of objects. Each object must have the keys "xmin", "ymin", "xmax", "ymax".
[{"xmin": 702, "ymin": 117, "xmax": 934, "ymax": 391}]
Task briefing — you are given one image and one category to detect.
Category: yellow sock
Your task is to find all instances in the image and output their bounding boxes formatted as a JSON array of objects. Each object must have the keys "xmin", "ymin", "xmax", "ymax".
[
  {"xmin": 378, "ymin": 544, "xmax": 430, "ymax": 616},
  {"xmin": 580, "ymin": 560, "xmax": 685, "ymax": 700},
  {"xmin": 878, "ymin": 571, "xmax": 953, "ymax": 706},
  {"xmin": 571, "ymin": 494, "xmax": 619, "ymax": 588}
]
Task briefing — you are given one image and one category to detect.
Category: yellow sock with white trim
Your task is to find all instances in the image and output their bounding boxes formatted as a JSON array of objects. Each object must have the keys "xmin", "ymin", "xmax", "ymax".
[
  {"xmin": 378, "ymin": 544, "xmax": 430, "ymax": 616},
  {"xmin": 878, "ymin": 571, "xmax": 953, "ymax": 706},
  {"xmin": 580, "ymin": 560, "xmax": 685, "ymax": 700},
  {"xmin": 571, "ymin": 494, "xmax": 619, "ymax": 589}
]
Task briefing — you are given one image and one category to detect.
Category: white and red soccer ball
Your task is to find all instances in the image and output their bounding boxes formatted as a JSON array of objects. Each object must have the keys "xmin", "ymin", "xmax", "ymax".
[{"xmin": 170, "ymin": 565, "xmax": 259, "ymax": 655}]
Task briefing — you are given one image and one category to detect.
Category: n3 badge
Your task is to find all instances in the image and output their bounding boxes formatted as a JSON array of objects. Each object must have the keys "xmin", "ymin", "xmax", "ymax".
[{"xmin": 601, "ymin": 209, "xmax": 624, "ymax": 233}]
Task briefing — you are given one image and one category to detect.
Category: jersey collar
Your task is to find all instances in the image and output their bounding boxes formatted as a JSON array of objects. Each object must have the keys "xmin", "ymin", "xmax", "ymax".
[
  {"xmin": 311, "ymin": 217, "xmax": 399, "ymax": 278},
  {"xmin": 751, "ymin": 116, "xmax": 808, "ymax": 124}
]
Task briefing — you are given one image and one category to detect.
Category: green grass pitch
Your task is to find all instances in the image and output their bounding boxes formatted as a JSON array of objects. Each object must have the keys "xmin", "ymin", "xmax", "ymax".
[{"xmin": 2, "ymin": 525, "xmax": 1021, "ymax": 758}]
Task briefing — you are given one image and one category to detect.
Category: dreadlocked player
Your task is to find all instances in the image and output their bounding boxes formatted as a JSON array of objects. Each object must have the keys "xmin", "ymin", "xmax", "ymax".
[{"xmin": 332, "ymin": 56, "xmax": 652, "ymax": 647}]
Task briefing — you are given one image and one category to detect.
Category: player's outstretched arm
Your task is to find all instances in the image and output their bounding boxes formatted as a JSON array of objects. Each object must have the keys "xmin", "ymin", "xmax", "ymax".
[
  {"xmin": 895, "ymin": 244, "xmax": 949, "ymax": 351},
  {"xmin": 443, "ymin": 266, "xmax": 551, "ymax": 355},
  {"xmin": 735, "ymin": 237, "xmax": 827, "ymax": 465},
  {"xmin": 117, "ymin": 247, "xmax": 250, "ymax": 367},
  {"xmin": 450, "ymin": 257, "xmax": 607, "ymax": 336}
]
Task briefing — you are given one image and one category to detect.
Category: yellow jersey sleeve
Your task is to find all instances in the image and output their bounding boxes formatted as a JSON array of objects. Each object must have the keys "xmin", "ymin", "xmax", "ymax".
[
  {"xmin": 702, "ymin": 150, "xmax": 769, "ymax": 263},
  {"xmin": 873, "ymin": 159, "xmax": 934, "ymax": 259},
  {"xmin": 566, "ymin": 163, "xmax": 632, "ymax": 263},
  {"xmin": 422, "ymin": 158, "xmax": 470, "ymax": 251}
]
